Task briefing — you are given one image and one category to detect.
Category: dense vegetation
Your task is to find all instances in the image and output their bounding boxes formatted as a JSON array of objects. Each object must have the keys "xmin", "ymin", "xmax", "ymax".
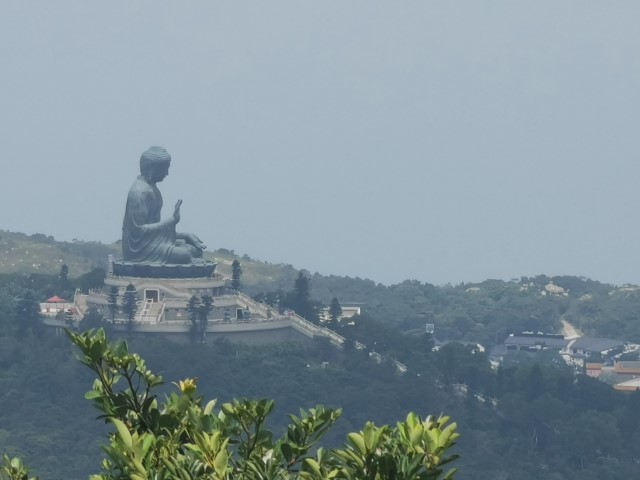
[
  {"xmin": 1, "ymin": 232, "xmax": 640, "ymax": 478},
  {"xmin": 3, "ymin": 329, "xmax": 460, "ymax": 480},
  {"xmin": 2, "ymin": 313, "xmax": 640, "ymax": 479}
]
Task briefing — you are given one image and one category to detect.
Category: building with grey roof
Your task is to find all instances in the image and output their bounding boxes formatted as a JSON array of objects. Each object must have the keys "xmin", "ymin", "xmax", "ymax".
[
  {"xmin": 614, "ymin": 361, "xmax": 640, "ymax": 375},
  {"xmin": 504, "ymin": 333, "xmax": 569, "ymax": 352},
  {"xmin": 570, "ymin": 337, "xmax": 625, "ymax": 358}
]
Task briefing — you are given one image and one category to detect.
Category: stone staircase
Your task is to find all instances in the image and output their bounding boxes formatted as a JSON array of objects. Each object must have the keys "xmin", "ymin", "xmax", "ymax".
[{"xmin": 136, "ymin": 298, "xmax": 164, "ymax": 324}]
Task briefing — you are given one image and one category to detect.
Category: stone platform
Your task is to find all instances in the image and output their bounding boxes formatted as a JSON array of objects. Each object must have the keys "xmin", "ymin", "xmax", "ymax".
[
  {"xmin": 112, "ymin": 260, "xmax": 216, "ymax": 279},
  {"xmin": 99, "ymin": 271, "xmax": 226, "ymax": 323}
]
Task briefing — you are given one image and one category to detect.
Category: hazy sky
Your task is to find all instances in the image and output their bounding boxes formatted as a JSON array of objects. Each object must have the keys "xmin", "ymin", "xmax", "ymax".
[{"xmin": 2, "ymin": 2, "xmax": 640, "ymax": 286}]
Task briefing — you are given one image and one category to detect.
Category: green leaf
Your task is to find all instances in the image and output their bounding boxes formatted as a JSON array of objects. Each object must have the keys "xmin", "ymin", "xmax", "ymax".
[
  {"xmin": 347, "ymin": 432, "xmax": 366, "ymax": 455},
  {"xmin": 131, "ymin": 458, "xmax": 146, "ymax": 476},
  {"xmin": 112, "ymin": 339, "xmax": 129, "ymax": 357},
  {"xmin": 141, "ymin": 434, "xmax": 155, "ymax": 458},
  {"xmin": 85, "ymin": 390, "xmax": 102, "ymax": 400},
  {"xmin": 281, "ymin": 443, "xmax": 294, "ymax": 463},
  {"xmin": 221, "ymin": 402, "xmax": 235, "ymax": 416},
  {"xmin": 89, "ymin": 338, "xmax": 106, "ymax": 360},
  {"xmin": 303, "ymin": 458, "xmax": 322, "ymax": 476},
  {"xmin": 111, "ymin": 418, "xmax": 133, "ymax": 450},
  {"xmin": 363, "ymin": 423, "xmax": 385, "ymax": 452},
  {"xmin": 443, "ymin": 467, "xmax": 458, "ymax": 479},
  {"xmin": 204, "ymin": 399, "xmax": 217, "ymax": 416},
  {"xmin": 406, "ymin": 411, "xmax": 419, "ymax": 428},
  {"xmin": 409, "ymin": 426, "xmax": 423, "ymax": 446},
  {"xmin": 439, "ymin": 422, "xmax": 457, "ymax": 447},
  {"xmin": 213, "ymin": 448, "xmax": 228, "ymax": 477}
]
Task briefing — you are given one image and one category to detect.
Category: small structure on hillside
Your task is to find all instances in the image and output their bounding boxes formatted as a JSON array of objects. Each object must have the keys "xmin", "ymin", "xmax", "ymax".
[
  {"xmin": 319, "ymin": 305, "xmax": 361, "ymax": 323},
  {"xmin": 504, "ymin": 332, "xmax": 568, "ymax": 352},
  {"xmin": 40, "ymin": 295, "xmax": 74, "ymax": 317},
  {"xmin": 585, "ymin": 363, "xmax": 603, "ymax": 378},
  {"xmin": 614, "ymin": 361, "xmax": 640, "ymax": 375},
  {"xmin": 614, "ymin": 378, "xmax": 640, "ymax": 392},
  {"xmin": 569, "ymin": 337, "xmax": 625, "ymax": 359}
]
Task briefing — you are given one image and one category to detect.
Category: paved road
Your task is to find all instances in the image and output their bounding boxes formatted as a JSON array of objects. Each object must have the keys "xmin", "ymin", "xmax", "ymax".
[{"xmin": 561, "ymin": 316, "xmax": 581, "ymax": 339}]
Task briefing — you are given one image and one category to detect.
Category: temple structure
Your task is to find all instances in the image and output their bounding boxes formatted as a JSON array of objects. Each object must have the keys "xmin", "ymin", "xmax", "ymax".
[{"xmin": 73, "ymin": 147, "xmax": 342, "ymax": 346}]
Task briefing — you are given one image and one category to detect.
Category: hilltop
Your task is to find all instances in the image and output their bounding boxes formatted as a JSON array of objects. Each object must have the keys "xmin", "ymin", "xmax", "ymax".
[
  {"xmin": 3, "ymin": 229, "xmax": 640, "ymax": 347},
  {"xmin": 0, "ymin": 230, "xmax": 118, "ymax": 275},
  {"xmin": 0, "ymin": 230, "xmax": 299, "ymax": 290}
]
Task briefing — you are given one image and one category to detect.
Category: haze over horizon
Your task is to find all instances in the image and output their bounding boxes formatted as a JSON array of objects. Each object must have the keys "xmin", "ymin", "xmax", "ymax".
[{"xmin": 2, "ymin": 2, "xmax": 639, "ymax": 286}]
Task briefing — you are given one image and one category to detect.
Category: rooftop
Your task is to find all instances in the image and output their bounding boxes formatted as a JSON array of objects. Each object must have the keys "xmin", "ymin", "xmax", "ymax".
[
  {"xmin": 504, "ymin": 335, "xmax": 568, "ymax": 348},
  {"xmin": 614, "ymin": 378, "xmax": 640, "ymax": 392},
  {"xmin": 614, "ymin": 361, "xmax": 640, "ymax": 373},
  {"xmin": 571, "ymin": 337, "xmax": 624, "ymax": 352}
]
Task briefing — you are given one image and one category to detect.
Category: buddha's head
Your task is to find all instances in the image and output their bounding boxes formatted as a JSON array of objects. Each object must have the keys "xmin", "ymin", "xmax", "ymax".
[{"xmin": 140, "ymin": 146, "xmax": 171, "ymax": 183}]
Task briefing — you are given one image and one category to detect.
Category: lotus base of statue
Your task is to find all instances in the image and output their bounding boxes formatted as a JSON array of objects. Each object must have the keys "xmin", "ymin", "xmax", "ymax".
[{"xmin": 112, "ymin": 260, "xmax": 216, "ymax": 279}]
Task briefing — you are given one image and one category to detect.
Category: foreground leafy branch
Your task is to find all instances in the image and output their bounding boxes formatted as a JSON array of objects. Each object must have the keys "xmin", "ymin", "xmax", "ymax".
[{"xmin": 2, "ymin": 329, "xmax": 460, "ymax": 479}]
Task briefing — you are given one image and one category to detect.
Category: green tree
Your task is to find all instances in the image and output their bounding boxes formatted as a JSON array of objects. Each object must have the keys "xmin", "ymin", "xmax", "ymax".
[
  {"xmin": 525, "ymin": 364, "xmax": 546, "ymax": 400},
  {"xmin": 15, "ymin": 290, "xmax": 42, "ymax": 338},
  {"xmin": 80, "ymin": 306, "xmax": 105, "ymax": 330},
  {"xmin": 121, "ymin": 284, "xmax": 138, "ymax": 333},
  {"xmin": 328, "ymin": 297, "xmax": 343, "ymax": 324},
  {"xmin": 75, "ymin": 267, "xmax": 106, "ymax": 293},
  {"xmin": 294, "ymin": 272, "xmax": 310, "ymax": 302},
  {"xmin": 198, "ymin": 295, "xmax": 214, "ymax": 342},
  {"xmin": 286, "ymin": 272, "xmax": 318, "ymax": 323},
  {"xmin": 58, "ymin": 264, "xmax": 69, "ymax": 294},
  {"xmin": 0, "ymin": 328, "xmax": 460, "ymax": 480},
  {"xmin": 187, "ymin": 295, "xmax": 214, "ymax": 343},
  {"xmin": 107, "ymin": 286, "xmax": 119, "ymax": 323},
  {"xmin": 259, "ymin": 290, "xmax": 286, "ymax": 313},
  {"xmin": 231, "ymin": 259, "xmax": 242, "ymax": 291},
  {"xmin": 187, "ymin": 294, "xmax": 201, "ymax": 343}
]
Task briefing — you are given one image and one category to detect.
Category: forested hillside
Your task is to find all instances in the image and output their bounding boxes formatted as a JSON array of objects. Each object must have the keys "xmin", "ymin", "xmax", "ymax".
[
  {"xmin": 1, "ymin": 232, "xmax": 640, "ymax": 479},
  {"xmin": 3, "ymin": 230, "xmax": 637, "ymax": 345}
]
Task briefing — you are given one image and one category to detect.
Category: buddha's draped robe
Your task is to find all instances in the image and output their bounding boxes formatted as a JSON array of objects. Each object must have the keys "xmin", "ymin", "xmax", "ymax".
[{"xmin": 122, "ymin": 177, "xmax": 177, "ymax": 263}]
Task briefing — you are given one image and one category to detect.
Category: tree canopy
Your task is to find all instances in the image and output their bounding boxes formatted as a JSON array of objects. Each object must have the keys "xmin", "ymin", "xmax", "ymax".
[
  {"xmin": 231, "ymin": 260, "xmax": 242, "ymax": 292},
  {"xmin": 1, "ymin": 329, "xmax": 460, "ymax": 480}
]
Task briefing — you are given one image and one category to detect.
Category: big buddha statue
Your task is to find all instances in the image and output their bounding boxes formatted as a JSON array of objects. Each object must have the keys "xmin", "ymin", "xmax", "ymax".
[{"xmin": 113, "ymin": 146, "xmax": 215, "ymax": 278}]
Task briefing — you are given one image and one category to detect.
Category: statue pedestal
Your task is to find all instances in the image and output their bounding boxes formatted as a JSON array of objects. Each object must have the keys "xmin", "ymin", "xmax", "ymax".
[
  {"xmin": 112, "ymin": 260, "xmax": 216, "ymax": 279},
  {"xmin": 102, "ymin": 271, "xmax": 226, "ymax": 323}
]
